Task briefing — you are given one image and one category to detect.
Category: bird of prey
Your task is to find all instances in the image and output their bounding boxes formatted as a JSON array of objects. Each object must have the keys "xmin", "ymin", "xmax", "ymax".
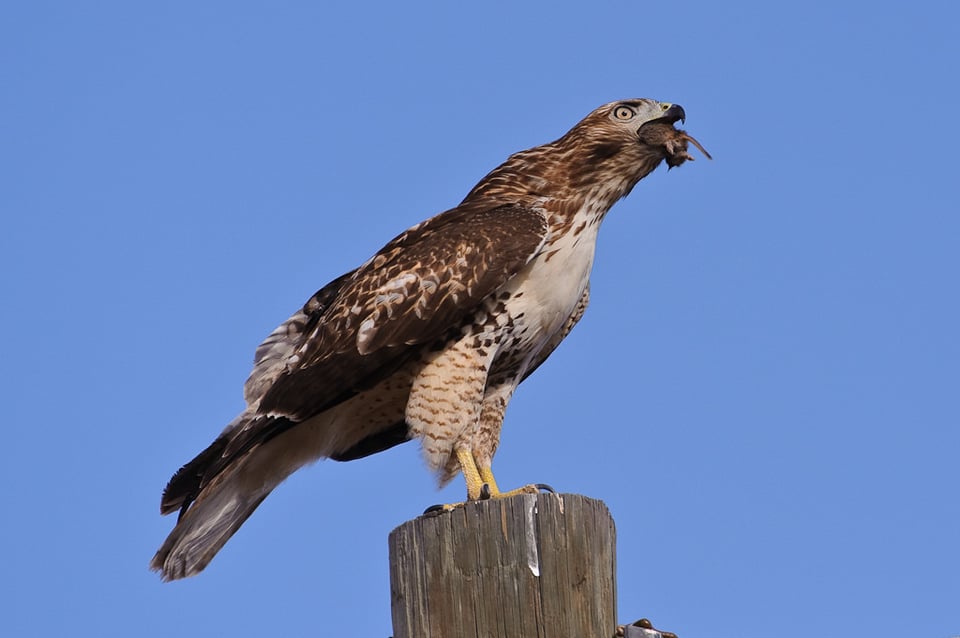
[{"xmin": 152, "ymin": 98, "xmax": 710, "ymax": 581}]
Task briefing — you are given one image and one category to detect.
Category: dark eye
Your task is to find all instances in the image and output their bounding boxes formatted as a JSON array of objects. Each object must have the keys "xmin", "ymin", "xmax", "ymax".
[{"xmin": 614, "ymin": 105, "xmax": 635, "ymax": 121}]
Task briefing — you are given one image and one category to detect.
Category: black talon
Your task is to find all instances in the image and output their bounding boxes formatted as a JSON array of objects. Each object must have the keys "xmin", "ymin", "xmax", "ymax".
[
  {"xmin": 423, "ymin": 504, "xmax": 446, "ymax": 516},
  {"xmin": 535, "ymin": 483, "xmax": 556, "ymax": 494},
  {"xmin": 480, "ymin": 483, "xmax": 492, "ymax": 500}
]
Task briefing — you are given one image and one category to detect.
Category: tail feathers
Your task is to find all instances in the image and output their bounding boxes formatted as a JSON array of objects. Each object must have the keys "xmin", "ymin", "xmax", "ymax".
[
  {"xmin": 150, "ymin": 464, "xmax": 271, "ymax": 581},
  {"xmin": 158, "ymin": 413, "xmax": 295, "ymax": 518},
  {"xmin": 159, "ymin": 435, "xmax": 229, "ymax": 517}
]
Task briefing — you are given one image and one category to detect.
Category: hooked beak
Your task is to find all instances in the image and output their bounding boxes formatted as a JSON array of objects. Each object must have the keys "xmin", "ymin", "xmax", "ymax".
[{"xmin": 658, "ymin": 103, "xmax": 686, "ymax": 124}]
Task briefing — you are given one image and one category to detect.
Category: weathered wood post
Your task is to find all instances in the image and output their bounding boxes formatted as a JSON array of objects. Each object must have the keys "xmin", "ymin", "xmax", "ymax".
[{"xmin": 388, "ymin": 493, "xmax": 617, "ymax": 638}]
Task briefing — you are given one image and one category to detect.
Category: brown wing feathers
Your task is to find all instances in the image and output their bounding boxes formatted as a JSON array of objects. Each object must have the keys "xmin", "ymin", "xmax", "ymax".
[
  {"xmin": 154, "ymin": 99, "xmax": 710, "ymax": 580},
  {"xmin": 160, "ymin": 202, "xmax": 547, "ymax": 520},
  {"xmin": 257, "ymin": 202, "xmax": 547, "ymax": 418}
]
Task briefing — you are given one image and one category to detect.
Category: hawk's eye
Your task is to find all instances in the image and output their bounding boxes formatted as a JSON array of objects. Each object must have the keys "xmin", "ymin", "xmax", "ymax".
[{"xmin": 614, "ymin": 106, "xmax": 635, "ymax": 121}]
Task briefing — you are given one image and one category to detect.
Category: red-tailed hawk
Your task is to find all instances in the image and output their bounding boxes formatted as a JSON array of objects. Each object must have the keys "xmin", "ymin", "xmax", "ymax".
[{"xmin": 152, "ymin": 99, "xmax": 710, "ymax": 580}]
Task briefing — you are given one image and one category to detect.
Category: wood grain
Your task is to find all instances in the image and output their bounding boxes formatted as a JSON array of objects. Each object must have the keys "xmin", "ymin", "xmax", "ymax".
[{"xmin": 389, "ymin": 493, "xmax": 617, "ymax": 638}]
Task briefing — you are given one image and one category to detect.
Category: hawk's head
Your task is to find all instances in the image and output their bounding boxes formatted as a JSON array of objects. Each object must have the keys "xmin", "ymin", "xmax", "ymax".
[
  {"xmin": 602, "ymin": 98, "xmax": 686, "ymax": 128},
  {"xmin": 570, "ymin": 98, "xmax": 710, "ymax": 169},
  {"xmin": 462, "ymin": 98, "xmax": 709, "ymax": 207},
  {"xmin": 540, "ymin": 98, "xmax": 710, "ymax": 203}
]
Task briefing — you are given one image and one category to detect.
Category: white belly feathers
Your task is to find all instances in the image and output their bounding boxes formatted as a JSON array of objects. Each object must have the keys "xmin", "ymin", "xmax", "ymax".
[{"xmin": 497, "ymin": 214, "xmax": 600, "ymax": 377}]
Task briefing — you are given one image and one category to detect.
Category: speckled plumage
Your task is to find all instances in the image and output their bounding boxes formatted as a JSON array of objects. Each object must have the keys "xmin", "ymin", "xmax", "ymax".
[{"xmin": 151, "ymin": 98, "xmax": 709, "ymax": 580}]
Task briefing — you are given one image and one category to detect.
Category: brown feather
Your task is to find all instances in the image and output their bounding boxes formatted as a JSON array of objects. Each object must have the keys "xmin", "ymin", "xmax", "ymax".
[
  {"xmin": 152, "ymin": 98, "xmax": 710, "ymax": 580},
  {"xmin": 256, "ymin": 202, "xmax": 548, "ymax": 420}
]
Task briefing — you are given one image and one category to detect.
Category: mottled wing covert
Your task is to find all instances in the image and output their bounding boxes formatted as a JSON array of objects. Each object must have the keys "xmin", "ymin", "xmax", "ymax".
[
  {"xmin": 257, "ymin": 202, "xmax": 548, "ymax": 420},
  {"xmin": 243, "ymin": 270, "xmax": 356, "ymax": 406}
]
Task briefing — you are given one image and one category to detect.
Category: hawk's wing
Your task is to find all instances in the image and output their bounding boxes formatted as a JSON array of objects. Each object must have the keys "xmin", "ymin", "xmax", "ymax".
[
  {"xmin": 160, "ymin": 202, "xmax": 548, "ymax": 518},
  {"xmin": 247, "ymin": 201, "xmax": 548, "ymax": 421},
  {"xmin": 242, "ymin": 269, "xmax": 357, "ymax": 405}
]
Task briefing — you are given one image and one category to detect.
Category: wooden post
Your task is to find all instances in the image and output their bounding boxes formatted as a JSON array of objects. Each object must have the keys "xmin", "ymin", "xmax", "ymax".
[{"xmin": 388, "ymin": 493, "xmax": 617, "ymax": 638}]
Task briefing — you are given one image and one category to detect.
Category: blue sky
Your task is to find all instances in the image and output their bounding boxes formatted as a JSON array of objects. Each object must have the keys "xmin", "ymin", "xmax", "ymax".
[{"xmin": 2, "ymin": 2, "xmax": 958, "ymax": 636}]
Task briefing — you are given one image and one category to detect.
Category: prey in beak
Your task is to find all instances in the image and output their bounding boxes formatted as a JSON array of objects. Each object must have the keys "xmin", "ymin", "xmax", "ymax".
[{"xmin": 638, "ymin": 104, "xmax": 711, "ymax": 168}]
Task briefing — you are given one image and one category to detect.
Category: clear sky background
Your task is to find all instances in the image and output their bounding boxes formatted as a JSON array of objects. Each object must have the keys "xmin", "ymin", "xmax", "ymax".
[{"xmin": 2, "ymin": 2, "xmax": 958, "ymax": 637}]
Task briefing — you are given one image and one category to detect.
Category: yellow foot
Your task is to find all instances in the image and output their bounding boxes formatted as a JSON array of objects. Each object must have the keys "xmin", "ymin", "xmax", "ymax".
[
  {"xmin": 479, "ymin": 482, "xmax": 554, "ymax": 499},
  {"xmin": 475, "ymin": 454, "xmax": 555, "ymax": 499},
  {"xmin": 423, "ymin": 449, "xmax": 555, "ymax": 515},
  {"xmin": 422, "ymin": 484, "xmax": 556, "ymax": 515}
]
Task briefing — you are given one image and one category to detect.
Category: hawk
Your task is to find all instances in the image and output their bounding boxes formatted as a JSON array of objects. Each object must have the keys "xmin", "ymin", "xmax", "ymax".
[{"xmin": 152, "ymin": 98, "xmax": 710, "ymax": 580}]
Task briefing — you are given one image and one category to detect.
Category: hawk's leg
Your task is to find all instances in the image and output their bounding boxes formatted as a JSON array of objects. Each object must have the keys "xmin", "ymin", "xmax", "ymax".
[
  {"xmin": 460, "ymin": 448, "xmax": 540, "ymax": 500},
  {"xmin": 424, "ymin": 450, "xmax": 547, "ymax": 514},
  {"xmin": 477, "ymin": 463, "xmax": 501, "ymax": 496},
  {"xmin": 477, "ymin": 460, "xmax": 551, "ymax": 498},
  {"xmin": 455, "ymin": 447, "xmax": 486, "ymax": 501}
]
